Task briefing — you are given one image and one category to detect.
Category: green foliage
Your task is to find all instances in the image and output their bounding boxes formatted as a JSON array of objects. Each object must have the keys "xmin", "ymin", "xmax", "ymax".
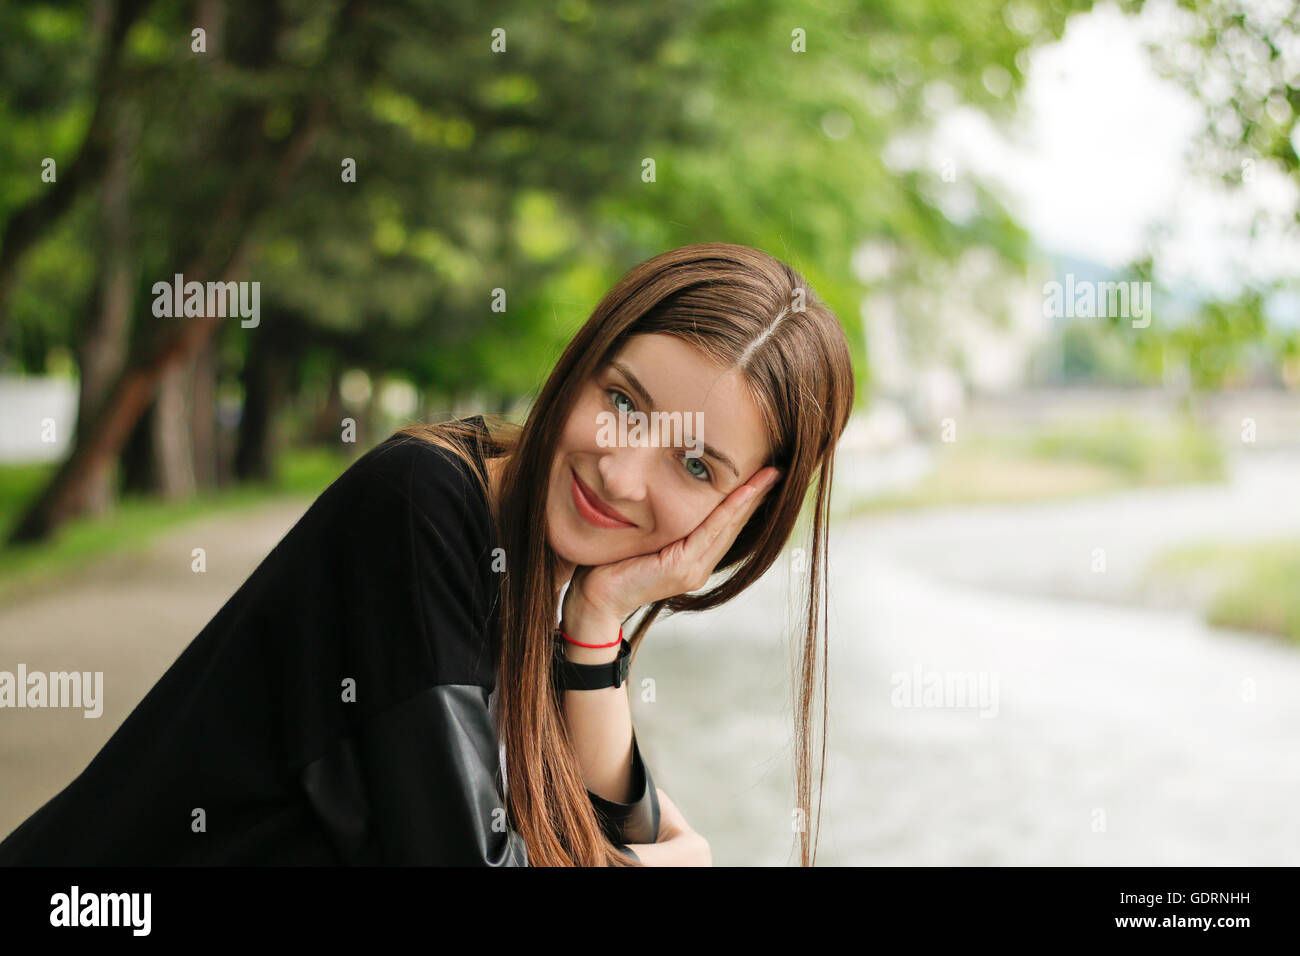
[
  {"xmin": 1059, "ymin": 319, "xmax": 1147, "ymax": 383},
  {"xmin": 1, "ymin": 0, "xmax": 1093, "ymax": 400},
  {"xmin": 0, "ymin": 444, "xmax": 350, "ymax": 604},
  {"xmin": 1018, "ymin": 414, "xmax": 1226, "ymax": 483},
  {"xmin": 1145, "ymin": 538, "xmax": 1300, "ymax": 645},
  {"xmin": 849, "ymin": 413, "xmax": 1227, "ymax": 514},
  {"xmin": 1102, "ymin": 0, "xmax": 1300, "ymax": 389}
]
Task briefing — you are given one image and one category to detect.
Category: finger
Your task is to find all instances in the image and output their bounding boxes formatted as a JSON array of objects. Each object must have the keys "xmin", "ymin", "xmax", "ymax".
[
  {"xmin": 735, "ymin": 466, "xmax": 781, "ymax": 508},
  {"xmin": 725, "ymin": 466, "xmax": 781, "ymax": 522},
  {"xmin": 720, "ymin": 466, "xmax": 781, "ymax": 526},
  {"xmin": 681, "ymin": 467, "xmax": 782, "ymax": 566}
]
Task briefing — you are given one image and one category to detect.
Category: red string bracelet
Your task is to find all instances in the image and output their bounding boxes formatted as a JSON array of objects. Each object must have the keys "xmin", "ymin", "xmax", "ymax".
[{"xmin": 557, "ymin": 625, "xmax": 624, "ymax": 649}]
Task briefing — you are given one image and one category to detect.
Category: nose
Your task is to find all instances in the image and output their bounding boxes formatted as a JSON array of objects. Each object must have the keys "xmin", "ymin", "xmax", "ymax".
[{"xmin": 596, "ymin": 443, "xmax": 651, "ymax": 505}]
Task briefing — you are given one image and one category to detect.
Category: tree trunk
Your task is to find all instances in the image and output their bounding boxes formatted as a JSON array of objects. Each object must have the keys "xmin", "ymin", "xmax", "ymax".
[
  {"xmin": 310, "ymin": 361, "xmax": 346, "ymax": 444},
  {"xmin": 119, "ymin": 399, "xmax": 155, "ymax": 495},
  {"xmin": 190, "ymin": 335, "xmax": 220, "ymax": 490},
  {"xmin": 117, "ymin": 356, "xmax": 197, "ymax": 501},
  {"xmin": 362, "ymin": 366, "xmax": 384, "ymax": 445},
  {"xmin": 152, "ymin": 358, "xmax": 197, "ymax": 499},
  {"xmin": 235, "ymin": 329, "xmax": 290, "ymax": 482},
  {"xmin": 74, "ymin": 96, "xmax": 139, "ymax": 516},
  {"xmin": 8, "ymin": 96, "xmax": 329, "ymax": 544}
]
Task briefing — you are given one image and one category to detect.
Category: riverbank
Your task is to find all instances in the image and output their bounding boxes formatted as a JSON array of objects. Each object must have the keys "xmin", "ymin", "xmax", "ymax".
[
  {"xmin": 1142, "ymin": 537, "xmax": 1300, "ymax": 645},
  {"xmin": 842, "ymin": 413, "xmax": 1226, "ymax": 516},
  {"xmin": 0, "ymin": 447, "xmax": 348, "ymax": 608},
  {"xmin": 832, "ymin": 442, "xmax": 1300, "ymax": 645}
]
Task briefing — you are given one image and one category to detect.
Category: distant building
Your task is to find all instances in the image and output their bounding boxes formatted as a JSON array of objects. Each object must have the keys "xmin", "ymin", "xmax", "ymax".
[
  {"xmin": 0, "ymin": 375, "xmax": 77, "ymax": 463},
  {"xmin": 857, "ymin": 242, "xmax": 1056, "ymax": 432}
]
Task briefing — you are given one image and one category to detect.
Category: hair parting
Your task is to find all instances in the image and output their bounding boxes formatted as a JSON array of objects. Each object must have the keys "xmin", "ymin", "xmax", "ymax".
[{"xmin": 395, "ymin": 242, "xmax": 854, "ymax": 865}]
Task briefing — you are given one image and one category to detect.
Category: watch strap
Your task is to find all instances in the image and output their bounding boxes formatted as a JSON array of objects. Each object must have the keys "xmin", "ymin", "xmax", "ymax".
[{"xmin": 552, "ymin": 631, "xmax": 632, "ymax": 691}]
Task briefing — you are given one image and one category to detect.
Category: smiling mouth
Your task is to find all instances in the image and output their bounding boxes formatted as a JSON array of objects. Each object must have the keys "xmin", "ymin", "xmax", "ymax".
[{"xmin": 570, "ymin": 469, "xmax": 635, "ymax": 529}]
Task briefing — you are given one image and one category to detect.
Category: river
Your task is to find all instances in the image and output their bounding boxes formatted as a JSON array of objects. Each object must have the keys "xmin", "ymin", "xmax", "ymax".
[{"xmin": 631, "ymin": 445, "xmax": 1300, "ymax": 865}]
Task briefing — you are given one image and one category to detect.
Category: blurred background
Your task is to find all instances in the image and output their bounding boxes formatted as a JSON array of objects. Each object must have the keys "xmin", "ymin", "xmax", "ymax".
[{"xmin": 1, "ymin": 0, "xmax": 1298, "ymax": 864}]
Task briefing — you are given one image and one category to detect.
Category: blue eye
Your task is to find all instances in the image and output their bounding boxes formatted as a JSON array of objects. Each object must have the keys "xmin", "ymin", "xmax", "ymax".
[
  {"xmin": 606, "ymin": 387, "xmax": 712, "ymax": 484},
  {"xmin": 681, "ymin": 453, "xmax": 712, "ymax": 483},
  {"xmin": 607, "ymin": 388, "xmax": 635, "ymax": 414}
]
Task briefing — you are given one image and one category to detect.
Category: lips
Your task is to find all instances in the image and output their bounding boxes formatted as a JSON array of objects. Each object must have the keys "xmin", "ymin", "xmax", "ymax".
[{"xmin": 570, "ymin": 469, "xmax": 635, "ymax": 529}]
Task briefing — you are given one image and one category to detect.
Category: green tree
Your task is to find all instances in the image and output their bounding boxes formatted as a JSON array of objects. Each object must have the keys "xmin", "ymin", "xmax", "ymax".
[{"xmin": 1, "ymin": 0, "xmax": 1092, "ymax": 543}]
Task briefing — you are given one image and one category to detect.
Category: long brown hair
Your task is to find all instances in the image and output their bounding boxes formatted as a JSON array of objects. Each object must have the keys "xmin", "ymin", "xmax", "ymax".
[{"xmin": 396, "ymin": 242, "xmax": 855, "ymax": 865}]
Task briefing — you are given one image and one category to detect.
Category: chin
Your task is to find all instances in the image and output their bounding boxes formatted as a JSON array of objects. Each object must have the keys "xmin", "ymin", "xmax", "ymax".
[
  {"xmin": 545, "ymin": 493, "xmax": 651, "ymax": 570},
  {"xmin": 546, "ymin": 512, "xmax": 619, "ymax": 568}
]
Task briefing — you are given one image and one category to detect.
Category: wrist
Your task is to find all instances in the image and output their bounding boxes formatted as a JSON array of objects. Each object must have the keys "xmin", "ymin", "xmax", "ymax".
[
  {"xmin": 558, "ymin": 604, "xmax": 624, "ymax": 665},
  {"xmin": 561, "ymin": 588, "xmax": 625, "ymax": 632}
]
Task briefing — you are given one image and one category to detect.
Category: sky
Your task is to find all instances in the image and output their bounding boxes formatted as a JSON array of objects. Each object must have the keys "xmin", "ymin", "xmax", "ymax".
[{"xmin": 903, "ymin": 0, "xmax": 1300, "ymax": 304}]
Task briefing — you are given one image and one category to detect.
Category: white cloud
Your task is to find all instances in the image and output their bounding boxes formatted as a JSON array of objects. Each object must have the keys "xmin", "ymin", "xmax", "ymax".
[{"xmin": 915, "ymin": 0, "xmax": 1300, "ymax": 295}]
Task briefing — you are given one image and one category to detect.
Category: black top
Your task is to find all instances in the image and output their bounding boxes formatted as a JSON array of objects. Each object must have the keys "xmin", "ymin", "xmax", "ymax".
[{"xmin": 0, "ymin": 416, "xmax": 659, "ymax": 865}]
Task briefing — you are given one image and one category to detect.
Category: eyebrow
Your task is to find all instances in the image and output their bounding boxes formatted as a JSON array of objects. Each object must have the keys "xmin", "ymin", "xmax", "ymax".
[{"xmin": 609, "ymin": 360, "xmax": 741, "ymax": 479}]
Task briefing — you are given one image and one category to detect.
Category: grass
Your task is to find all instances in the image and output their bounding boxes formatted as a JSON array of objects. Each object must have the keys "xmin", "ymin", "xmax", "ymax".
[
  {"xmin": 0, "ymin": 447, "xmax": 353, "ymax": 606},
  {"xmin": 1142, "ymin": 538, "xmax": 1300, "ymax": 646},
  {"xmin": 1017, "ymin": 414, "xmax": 1226, "ymax": 484},
  {"xmin": 846, "ymin": 414, "xmax": 1227, "ymax": 515}
]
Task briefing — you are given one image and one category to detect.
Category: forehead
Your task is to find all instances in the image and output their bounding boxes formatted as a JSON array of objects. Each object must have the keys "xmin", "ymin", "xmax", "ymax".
[{"xmin": 606, "ymin": 334, "xmax": 771, "ymax": 478}]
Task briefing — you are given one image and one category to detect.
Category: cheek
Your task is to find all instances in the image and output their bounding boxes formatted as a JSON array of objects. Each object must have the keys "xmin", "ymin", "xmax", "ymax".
[
  {"xmin": 567, "ymin": 394, "xmax": 604, "ymax": 446},
  {"xmin": 652, "ymin": 497, "xmax": 714, "ymax": 545}
]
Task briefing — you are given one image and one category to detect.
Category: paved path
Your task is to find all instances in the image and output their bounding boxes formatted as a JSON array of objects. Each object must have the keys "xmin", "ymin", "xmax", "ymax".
[{"xmin": 0, "ymin": 497, "xmax": 314, "ymax": 838}]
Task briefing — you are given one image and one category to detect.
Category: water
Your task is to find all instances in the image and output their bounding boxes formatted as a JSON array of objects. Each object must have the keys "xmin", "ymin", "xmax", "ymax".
[{"xmin": 628, "ymin": 446, "xmax": 1300, "ymax": 865}]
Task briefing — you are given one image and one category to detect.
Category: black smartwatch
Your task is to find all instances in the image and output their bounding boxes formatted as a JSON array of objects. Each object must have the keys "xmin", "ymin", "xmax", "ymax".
[{"xmin": 552, "ymin": 630, "xmax": 633, "ymax": 691}]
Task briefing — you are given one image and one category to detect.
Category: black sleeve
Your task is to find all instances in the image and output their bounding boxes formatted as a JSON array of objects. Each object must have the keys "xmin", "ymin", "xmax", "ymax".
[
  {"xmin": 298, "ymin": 686, "xmax": 658, "ymax": 865},
  {"xmin": 586, "ymin": 731, "xmax": 661, "ymax": 847},
  {"xmin": 290, "ymin": 436, "xmax": 530, "ymax": 865},
  {"xmin": 299, "ymin": 683, "xmax": 529, "ymax": 866}
]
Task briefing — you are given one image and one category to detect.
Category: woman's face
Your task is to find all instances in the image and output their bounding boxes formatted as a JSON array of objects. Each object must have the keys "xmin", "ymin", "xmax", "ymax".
[{"xmin": 544, "ymin": 333, "xmax": 772, "ymax": 570}]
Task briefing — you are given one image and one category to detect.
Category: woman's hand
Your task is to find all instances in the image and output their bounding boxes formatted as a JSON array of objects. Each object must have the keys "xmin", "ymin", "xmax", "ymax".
[
  {"xmin": 623, "ymin": 788, "xmax": 712, "ymax": 866},
  {"xmin": 563, "ymin": 466, "xmax": 782, "ymax": 626},
  {"xmin": 656, "ymin": 788, "xmax": 711, "ymax": 864},
  {"xmin": 564, "ymin": 471, "xmax": 778, "ymax": 867}
]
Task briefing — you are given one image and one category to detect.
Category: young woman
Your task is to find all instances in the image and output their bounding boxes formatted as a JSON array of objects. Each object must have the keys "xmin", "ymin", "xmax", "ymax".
[{"xmin": 0, "ymin": 242, "xmax": 854, "ymax": 867}]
